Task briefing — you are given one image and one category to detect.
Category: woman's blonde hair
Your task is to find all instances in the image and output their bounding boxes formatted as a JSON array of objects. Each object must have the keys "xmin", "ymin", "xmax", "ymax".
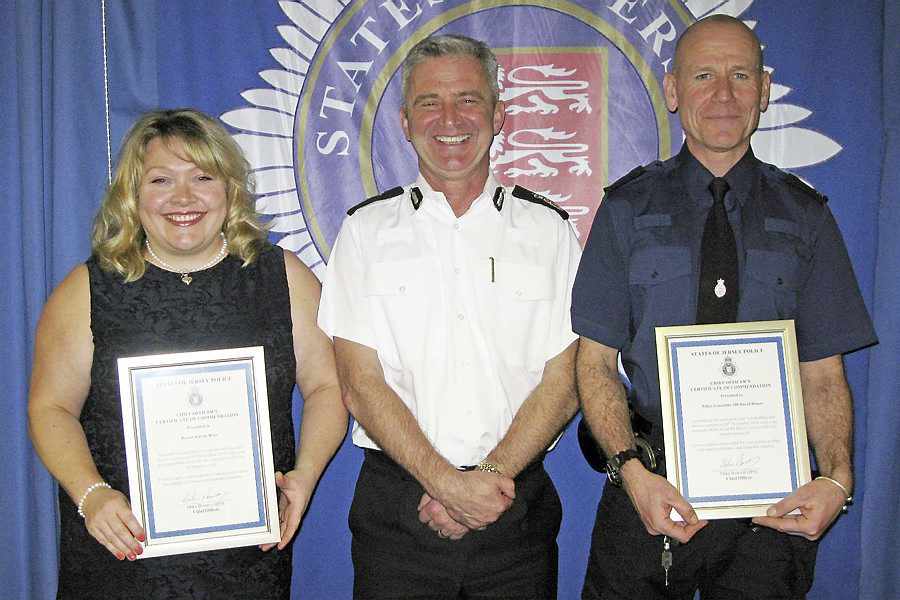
[{"xmin": 91, "ymin": 108, "xmax": 268, "ymax": 281}]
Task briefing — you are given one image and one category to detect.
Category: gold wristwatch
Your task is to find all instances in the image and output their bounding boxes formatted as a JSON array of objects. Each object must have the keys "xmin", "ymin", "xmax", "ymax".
[{"xmin": 476, "ymin": 461, "xmax": 502, "ymax": 474}]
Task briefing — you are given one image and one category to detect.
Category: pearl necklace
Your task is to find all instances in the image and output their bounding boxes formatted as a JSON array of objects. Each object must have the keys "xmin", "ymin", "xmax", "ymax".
[{"xmin": 145, "ymin": 232, "xmax": 228, "ymax": 285}]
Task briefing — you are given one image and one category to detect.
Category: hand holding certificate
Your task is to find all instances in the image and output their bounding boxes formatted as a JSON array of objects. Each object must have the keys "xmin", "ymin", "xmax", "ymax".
[
  {"xmin": 656, "ymin": 321, "xmax": 811, "ymax": 520},
  {"xmin": 118, "ymin": 347, "xmax": 280, "ymax": 558}
]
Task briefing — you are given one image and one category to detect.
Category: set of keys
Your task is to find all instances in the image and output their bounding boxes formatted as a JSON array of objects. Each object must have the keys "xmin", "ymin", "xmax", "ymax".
[{"xmin": 661, "ymin": 535, "xmax": 674, "ymax": 587}]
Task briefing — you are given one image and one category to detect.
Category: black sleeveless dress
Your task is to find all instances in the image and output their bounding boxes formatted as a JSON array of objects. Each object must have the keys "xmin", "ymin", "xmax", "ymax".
[{"xmin": 58, "ymin": 244, "xmax": 297, "ymax": 599}]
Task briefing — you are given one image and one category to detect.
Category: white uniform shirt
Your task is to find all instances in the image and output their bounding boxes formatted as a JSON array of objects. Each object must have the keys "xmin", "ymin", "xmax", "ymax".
[{"xmin": 318, "ymin": 173, "xmax": 581, "ymax": 466}]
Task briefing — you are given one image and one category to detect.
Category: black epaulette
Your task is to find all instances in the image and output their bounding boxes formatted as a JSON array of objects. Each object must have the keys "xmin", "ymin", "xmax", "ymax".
[
  {"xmin": 777, "ymin": 169, "xmax": 828, "ymax": 204},
  {"xmin": 346, "ymin": 186, "xmax": 404, "ymax": 216},
  {"xmin": 603, "ymin": 162, "xmax": 660, "ymax": 193},
  {"xmin": 511, "ymin": 185, "xmax": 568, "ymax": 220}
]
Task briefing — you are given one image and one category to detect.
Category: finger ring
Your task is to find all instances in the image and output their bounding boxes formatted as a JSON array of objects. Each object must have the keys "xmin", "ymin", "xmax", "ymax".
[{"xmin": 438, "ymin": 529, "xmax": 448, "ymax": 538}]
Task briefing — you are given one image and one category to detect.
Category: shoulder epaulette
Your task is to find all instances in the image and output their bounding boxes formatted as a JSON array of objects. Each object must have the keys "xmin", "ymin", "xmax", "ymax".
[
  {"xmin": 346, "ymin": 186, "xmax": 404, "ymax": 216},
  {"xmin": 774, "ymin": 168, "xmax": 828, "ymax": 205},
  {"xmin": 603, "ymin": 162, "xmax": 661, "ymax": 194},
  {"xmin": 511, "ymin": 185, "xmax": 568, "ymax": 220}
]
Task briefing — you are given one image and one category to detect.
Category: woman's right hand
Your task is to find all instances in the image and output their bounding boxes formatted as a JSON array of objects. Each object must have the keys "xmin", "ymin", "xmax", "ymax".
[{"xmin": 81, "ymin": 487, "xmax": 146, "ymax": 561}]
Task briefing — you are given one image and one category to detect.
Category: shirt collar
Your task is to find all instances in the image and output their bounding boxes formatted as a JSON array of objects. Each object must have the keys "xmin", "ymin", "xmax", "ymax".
[
  {"xmin": 412, "ymin": 172, "xmax": 503, "ymax": 218},
  {"xmin": 677, "ymin": 144, "xmax": 757, "ymax": 210}
]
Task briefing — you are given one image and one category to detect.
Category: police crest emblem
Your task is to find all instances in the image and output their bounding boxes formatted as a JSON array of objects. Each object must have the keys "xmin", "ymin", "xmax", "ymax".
[
  {"xmin": 721, "ymin": 356, "xmax": 737, "ymax": 377},
  {"xmin": 222, "ymin": 0, "xmax": 842, "ymax": 276}
]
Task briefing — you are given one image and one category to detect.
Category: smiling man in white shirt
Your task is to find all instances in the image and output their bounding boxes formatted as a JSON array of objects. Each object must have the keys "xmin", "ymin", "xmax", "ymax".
[{"xmin": 318, "ymin": 34, "xmax": 581, "ymax": 599}]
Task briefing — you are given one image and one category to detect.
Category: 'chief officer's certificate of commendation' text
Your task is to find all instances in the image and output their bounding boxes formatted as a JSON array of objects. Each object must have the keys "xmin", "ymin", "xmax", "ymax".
[
  {"xmin": 118, "ymin": 347, "xmax": 280, "ymax": 557},
  {"xmin": 656, "ymin": 321, "xmax": 811, "ymax": 520}
]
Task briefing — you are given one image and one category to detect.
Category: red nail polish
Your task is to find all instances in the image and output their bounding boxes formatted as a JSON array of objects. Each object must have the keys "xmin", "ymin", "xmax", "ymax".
[
  {"xmin": 116, "ymin": 552, "xmax": 125, "ymax": 561},
  {"xmin": 127, "ymin": 554, "xmax": 136, "ymax": 561}
]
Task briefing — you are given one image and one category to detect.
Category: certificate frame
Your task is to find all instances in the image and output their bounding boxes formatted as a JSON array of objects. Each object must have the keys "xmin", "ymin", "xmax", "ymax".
[
  {"xmin": 656, "ymin": 320, "xmax": 811, "ymax": 519},
  {"xmin": 117, "ymin": 347, "xmax": 280, "ymax": 558}
]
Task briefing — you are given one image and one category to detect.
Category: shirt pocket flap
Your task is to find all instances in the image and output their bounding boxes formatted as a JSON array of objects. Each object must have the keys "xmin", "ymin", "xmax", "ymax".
[
  {"xmin": 365, "ymin": 259, "xmax": 426, "ymax": 296},
  {"xmin": 764, "ymin": 218, "xmax": 801, "ymax": 239},
  {"xmin": 745, "ymin": 249, "xmax": 801, "ymax": 290},
  {"xmin": 633, "ymin": 214, "xmax": 672, "ymax": 230},
  {"xmin": 496, "ymin": 262, "xmax": 554, "ymax": 301},
  {"xmin": 628, "ymin": 246, "xmax": 691, "ymax": 285},
  {"xmin": 376, "ymin": 228, "xmax": 415, "ymax": 245}
]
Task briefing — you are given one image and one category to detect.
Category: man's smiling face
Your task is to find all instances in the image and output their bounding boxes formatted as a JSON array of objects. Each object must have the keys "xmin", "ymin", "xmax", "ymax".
[{"xmin": 400, "ymin": 54, "xmax": 505, "ymax": 191}]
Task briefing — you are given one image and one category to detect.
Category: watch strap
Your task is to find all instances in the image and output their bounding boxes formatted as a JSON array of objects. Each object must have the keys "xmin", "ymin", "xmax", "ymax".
[
  {"xmin": 606, "ymin": 448, "xmax": 642, "ymax": 486},
  {"xmin": 610, "ymin": 448, "xmax": 641, "ymax": 468}
]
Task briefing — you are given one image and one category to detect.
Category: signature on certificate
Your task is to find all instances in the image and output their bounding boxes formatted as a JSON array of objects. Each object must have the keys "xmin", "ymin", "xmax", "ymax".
[
  {"xmin": 181, "ymin": 488, "xmax": 231, "ymax": 512},
  {"xmin": 720, "ymin": 453, "xmax": 761, "ymax": 469}
]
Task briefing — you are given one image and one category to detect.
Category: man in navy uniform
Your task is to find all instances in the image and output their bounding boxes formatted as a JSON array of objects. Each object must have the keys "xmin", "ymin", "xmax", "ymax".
[
  {"xmin": 319, "ymin": 34, "xmax": 581, "ymax": 598},
  {"xmin": 573, "ymin": 15, "xmax": 876, "ymax": 599}
]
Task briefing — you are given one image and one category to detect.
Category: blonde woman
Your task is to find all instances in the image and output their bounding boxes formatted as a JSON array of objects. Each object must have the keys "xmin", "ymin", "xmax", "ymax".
[{"xmin": 28, "ymin": 109, "xmax": 347, "ymax": 598}]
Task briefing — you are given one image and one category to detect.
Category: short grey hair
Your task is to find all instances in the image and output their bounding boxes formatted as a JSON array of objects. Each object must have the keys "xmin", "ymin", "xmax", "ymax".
[
  {"xmin": 672, "ymin": 15, "xmax": 764, "ymax": 73},
  {"xmin": 401, "ymin": 34, "xmax": 500, "ymax": 107}
]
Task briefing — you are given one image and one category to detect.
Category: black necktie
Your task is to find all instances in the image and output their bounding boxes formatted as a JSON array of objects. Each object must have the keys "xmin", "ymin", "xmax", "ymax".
[{"xmin": 696, "ymin": 177, "xmax": 738, "ymax": 324}]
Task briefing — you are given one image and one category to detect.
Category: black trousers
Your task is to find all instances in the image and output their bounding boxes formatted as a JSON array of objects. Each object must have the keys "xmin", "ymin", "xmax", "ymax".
[
  {"xmin": 582, "ymin": 484, "xmax": 819, "ymax": 600},
  {"xmin": 350, "ymin": 450, "xmax": 562, "ymax": 599}
]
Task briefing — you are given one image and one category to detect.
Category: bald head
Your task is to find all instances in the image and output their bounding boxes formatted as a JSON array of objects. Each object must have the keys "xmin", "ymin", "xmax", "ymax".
[
  {"xmin": 673, "ymin": 15, "xmax": 764, "ymax": 74},
  {"xmin": 663, "ymin": 13, "xmax": 771, "ymax": 175}
]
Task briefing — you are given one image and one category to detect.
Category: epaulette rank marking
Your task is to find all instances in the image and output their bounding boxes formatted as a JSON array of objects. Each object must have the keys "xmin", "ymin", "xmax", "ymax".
[
  {"xmin": 511, "ymin": 185, "xmax": 569, "ymax": 220},
  {"xmin": 780, "ymin": 169, "xmax": 828, "ymax": 205},
  {"xmin": 346, "ymin": 186, "xmax": 405, "ymax": 216},
  {"xmin": 603, "ymin": 163, "xmax": 659, "ymax": 194}
]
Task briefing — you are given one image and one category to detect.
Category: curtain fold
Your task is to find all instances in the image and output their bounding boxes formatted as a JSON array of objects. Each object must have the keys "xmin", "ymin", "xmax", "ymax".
[
  {"xmin": 1, "ymin": 2, "xmax": 108, "ymax": 597},
  {"xmin": 860, "ymin": 2, "xmax": 900, "ymax": 597},
  {"xmin": 1, "ymin": 4, "xmax": 56, "ymax": 598}
]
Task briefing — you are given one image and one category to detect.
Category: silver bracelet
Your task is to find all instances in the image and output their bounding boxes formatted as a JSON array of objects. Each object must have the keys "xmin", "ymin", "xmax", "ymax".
[
  {"xmin": 76, "ymin": 481, "xmax": 112, "ymax": 518},
  {"xmin": 815, "ymin": 476, "xmax": 853, "ymax": 512}
]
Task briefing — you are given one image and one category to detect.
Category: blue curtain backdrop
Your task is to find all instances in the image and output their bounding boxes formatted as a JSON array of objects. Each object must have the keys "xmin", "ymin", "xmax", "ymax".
[
  {"xmin": 2, "ymin": 1, "xmax": 896, "ymax": 598},
  {"xmin": 861, "ymin": 0, "xmax": 900, "ymax": 598},
  {"xmin": 3, "ymin": 2, "xmax": 109, "ymax": 599}
]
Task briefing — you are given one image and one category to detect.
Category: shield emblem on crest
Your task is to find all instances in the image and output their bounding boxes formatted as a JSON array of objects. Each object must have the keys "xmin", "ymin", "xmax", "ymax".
[{"xmin": 492, "ymin": 48, "xmax": 608, "ymax": 239}]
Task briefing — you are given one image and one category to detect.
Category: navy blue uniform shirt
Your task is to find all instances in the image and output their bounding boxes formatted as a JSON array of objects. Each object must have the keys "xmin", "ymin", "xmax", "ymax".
[{"xmin": 571, "ymin": 145, "xmax": 877, "ymax": 437}]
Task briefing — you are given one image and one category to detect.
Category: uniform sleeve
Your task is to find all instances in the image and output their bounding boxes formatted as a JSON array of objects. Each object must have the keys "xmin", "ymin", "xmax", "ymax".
[
  {"xmin": 317, "ymin": 219, "xmax": 377, "ymax": 349},
  {"xmin": 795, "ymin": 205, "xmax": 878, "ymax": 361},
  {"xmin": 544, "ymin": 219, "xmax": 582, "ymax": 360},
  {"xmin": 571, "ymin": 196, "xmax": 631, "ymax": 349}
]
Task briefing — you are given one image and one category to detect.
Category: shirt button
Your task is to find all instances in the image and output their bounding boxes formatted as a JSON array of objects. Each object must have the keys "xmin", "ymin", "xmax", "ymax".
[
  {"xmin": 457, "ymin": 313, "xmax": 465, "ymax": 321},
  {"xmin": 399, "ymin": 285, "xmax": 406, "ymax": 293},
  {"xmin": 454, "ymin": 267, "xmax": 461, "ymax": 275},
  {"xmin": 454, "ymin": 223, "xmax": 461, "ymax": 230},
  {"xmin": 515, "ymin": 290, "xmax": 523, "ymax": 297}
]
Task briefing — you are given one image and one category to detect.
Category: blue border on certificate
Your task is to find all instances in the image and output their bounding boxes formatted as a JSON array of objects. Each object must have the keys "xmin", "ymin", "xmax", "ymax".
[
  {"xmin": 133, "ymin": 361, "xmax": 267, "ymax": 538},
  {"xmin": 670, "ymin": 336, "xmax": 799, "ymax": 503}
]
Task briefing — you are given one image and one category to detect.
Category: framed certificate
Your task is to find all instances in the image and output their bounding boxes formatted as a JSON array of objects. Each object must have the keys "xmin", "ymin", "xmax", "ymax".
[
  {"xmin": 117, "ymin": 347, "xmax": 280, "ymax": 558},
  {"xmin": 656, "ymin": 321, "xmax": 811, "ymax": 520}
]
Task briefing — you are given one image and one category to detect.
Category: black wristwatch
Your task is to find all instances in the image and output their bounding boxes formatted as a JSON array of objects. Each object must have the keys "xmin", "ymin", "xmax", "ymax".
[{"xmin": 605, "ymin": 448, "xmax": 642, "ymax": 487}]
